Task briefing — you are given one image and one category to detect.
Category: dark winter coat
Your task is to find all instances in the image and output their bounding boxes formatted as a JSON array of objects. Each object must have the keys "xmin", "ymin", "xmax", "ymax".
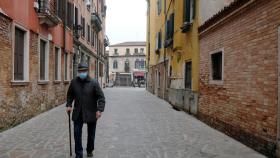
[{"xmin": 66, "ymin": 76, "xmax": 105, "ymax": 123}]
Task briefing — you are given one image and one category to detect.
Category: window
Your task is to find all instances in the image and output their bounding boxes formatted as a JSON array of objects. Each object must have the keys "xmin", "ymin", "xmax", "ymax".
[
  {"xmin": 67, "ymin": 2, "xmax": 74, "ymax": 28},
  {"xmin": 157, "ymin": 0, "xmax": 162, "ymax": 15},
  {"xmin": 114, "ymin": 49, "xmax": 118, "ymax": 54},
  {"xmin": 54, "ymin": 47, "xmax": 61, "ymax": 81},
  {"xmin": 74, "ymin": 6, "xmax": 78, "ymax": 26},
  {"xmin": 211, "ymin": 52, "xmax": 223, "ymax": 81},
  {"xmin": 39, "ymin": 39, "xmax": 49, "ymax": 81},
  {"xmin": 184, "ymin": 0, "xmax": 195, "ymax": 23},
  {"xmin": 64, "ymin": 53, "xmax": 69, "ymax": 81},
  {"xmin": 164, "ymin": 13, "xmax": 174, "ymax": 48},
  {"xmin": 56, "ymin": 0, "xmax": 64, "ymax": 20},
  {"xmin": 124, "ymin": 59, "xmax": 130, "ymax": 72},
  {"xmin": 81, "ymin": 17, "xmax": 85, "ymax": 37},
  {"xmin": 87, "ymin": 56, "xmax": 90, "ymax": 66},
  {"xmin": 95, "ymin": 34, "xmax": 97, "ymax": 48},
  {"xmin": 126, "ymin": 48, "xmax": 130, "ymax": 55},
  {"xmin": 140, "ymin": 59, "xmax": 145, "ymax": 69},
  {"xmin": 91, "ymin": 30, "xmax": 95, "ymax": 46},
  {"xmin": 87, "ymin": 24, "xmax": 90, "ymax": 42},
  {"xmin": 182, "ymin": 0, "xmax": 195, "ymax": 32},
  {"xmin": 134, "ymin": 48, "xmax": 138, "ymax": 54},
  {"xmin": 156, "ymin": 31, "xmax": 162, "ymax": 51},
  {"xmin": 140, "ymin": 48, "xmax": 144, "ymax": 54},
  {"xmin": 135, "ymin": 59, "xmax": 140, "ymax": 69},
  {"xmin": 14, "ymin": 27, "xmax": 29, "ymax": 81},
  {"xmin": 113, "ymin": 60, "xmax": 118, "ymax": 69},
  {"xmin": 185, "ymin": 61, "xmax": 192, "ymax": 89}
]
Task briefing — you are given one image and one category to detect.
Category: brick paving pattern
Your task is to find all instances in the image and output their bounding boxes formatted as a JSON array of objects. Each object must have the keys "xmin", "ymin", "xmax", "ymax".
[{"xmin": 0, "ymin": 88, "xmax": 266, "ymax": 158}]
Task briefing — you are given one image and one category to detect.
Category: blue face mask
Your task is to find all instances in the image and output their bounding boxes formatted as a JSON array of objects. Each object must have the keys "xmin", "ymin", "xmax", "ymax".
[{"xmin": 78, "ymin": 72, "xmax": 88, "ymax": 79}]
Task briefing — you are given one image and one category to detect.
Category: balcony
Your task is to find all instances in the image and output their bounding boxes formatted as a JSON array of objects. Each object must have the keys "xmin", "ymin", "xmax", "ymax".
[
  {"xmin": 37, "ymin": 0, "xmax": 60, "ymax": 27},
  {"xmin": 91, "ymin": 13, "xmax": 102, "ymax": 32}
]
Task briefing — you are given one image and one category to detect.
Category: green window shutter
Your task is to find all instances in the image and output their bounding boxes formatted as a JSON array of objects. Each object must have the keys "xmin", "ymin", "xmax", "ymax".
[
  {"xmin": 184, "ymin": 0, "xmax": 191, "ymax": 22},
  {"xmin": 192, "ymin": 0, "xmax": 196, "ymax": 20},
  {"xmin": 170, "ymin": 13, "xmax": 174, "ymax": 38}
]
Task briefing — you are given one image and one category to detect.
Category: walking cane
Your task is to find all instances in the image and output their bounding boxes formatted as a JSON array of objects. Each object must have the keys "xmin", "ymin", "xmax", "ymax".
[{"xmin": 68, "ymin": 111, "xmax": 72, "ymax": 156}]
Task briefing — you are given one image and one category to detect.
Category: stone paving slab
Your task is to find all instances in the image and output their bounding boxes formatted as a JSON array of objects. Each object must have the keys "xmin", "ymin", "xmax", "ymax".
[{"xmin": 0, "ymin": 88, "xmax": 266, "ymax": 158}]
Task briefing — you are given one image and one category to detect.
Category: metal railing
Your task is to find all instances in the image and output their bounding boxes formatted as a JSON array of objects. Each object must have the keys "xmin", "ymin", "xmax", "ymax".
[{"xmin": 38, "ymin": 0, "xmax": 57, "ymax": 16}]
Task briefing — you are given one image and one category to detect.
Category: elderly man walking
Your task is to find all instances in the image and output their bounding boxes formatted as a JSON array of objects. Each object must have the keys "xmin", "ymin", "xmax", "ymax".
[{"xmin": 66, "ymin": 63, "xmax": 105, "ymax": 158}]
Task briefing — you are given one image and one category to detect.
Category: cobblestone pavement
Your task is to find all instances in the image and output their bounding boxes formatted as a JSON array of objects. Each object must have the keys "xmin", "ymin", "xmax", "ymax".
[{"xmin": 0, "ymin": 88, "xmax": 266, "ymax": 158}]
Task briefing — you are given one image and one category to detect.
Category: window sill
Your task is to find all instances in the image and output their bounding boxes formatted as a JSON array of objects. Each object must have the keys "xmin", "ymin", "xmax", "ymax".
[
  {"xmin": 209, "ymin": 80, "xmax": 224, "ymax": 85},
  {"xmin": 53, "ymin": 80, "xmax": 62, "ymax": 84},
  {"xmin": 64, "ymin": 80, "xmax": 70, "ymax": 84},
  {"xmin": 11, "ymin": 81, "xmax": 29, "ymax": 86},
  {"xmin": 38, "ymin": 80, "xmax": 49, "ymax": 85}
]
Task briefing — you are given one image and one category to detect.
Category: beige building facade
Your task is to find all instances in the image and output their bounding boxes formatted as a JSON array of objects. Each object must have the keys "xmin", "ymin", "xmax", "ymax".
[{"xmin": 108, "ymin": 42, "xmax": 146, "ymax": 86}]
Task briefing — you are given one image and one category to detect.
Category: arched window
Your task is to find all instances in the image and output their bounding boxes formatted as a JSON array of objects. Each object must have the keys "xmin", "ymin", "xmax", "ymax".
[{"xmin": 113, "ymin": 60, "xmax": 118, "ymax": 69}]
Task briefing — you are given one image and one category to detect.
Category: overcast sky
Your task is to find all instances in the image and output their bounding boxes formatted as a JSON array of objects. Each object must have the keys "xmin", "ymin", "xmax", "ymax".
[{"xmin": 106, "ymin": 0, "xmax": 147, "ymax": 45}]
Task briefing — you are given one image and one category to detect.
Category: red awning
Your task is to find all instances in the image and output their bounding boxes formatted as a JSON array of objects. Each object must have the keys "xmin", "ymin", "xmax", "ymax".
[{"xmin": 134, "ymin": 71, "xmax": 145, "ymax": 77}]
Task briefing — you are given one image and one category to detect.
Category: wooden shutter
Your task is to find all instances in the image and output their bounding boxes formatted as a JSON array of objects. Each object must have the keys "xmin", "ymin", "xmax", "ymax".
[{"xmin": 14, "ymin": 28, "xmax": 24, "ymax": 80}]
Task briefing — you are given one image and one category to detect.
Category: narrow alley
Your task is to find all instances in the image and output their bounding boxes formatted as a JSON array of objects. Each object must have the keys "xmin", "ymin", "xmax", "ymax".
[{"xmin": 0, "ymin": 88, "xmax": 265, "ymax": 158}]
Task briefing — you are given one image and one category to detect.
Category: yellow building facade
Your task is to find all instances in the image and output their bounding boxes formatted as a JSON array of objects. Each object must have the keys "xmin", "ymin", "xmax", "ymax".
[{"xmin": 147, "ymin": 0, "xmax": 199, "ymax": 113}]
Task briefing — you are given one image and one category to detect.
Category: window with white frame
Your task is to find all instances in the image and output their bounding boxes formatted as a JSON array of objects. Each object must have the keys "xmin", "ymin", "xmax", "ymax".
[
  {"xmin": 211, "ymin": 51, "xmax": 223, "ymax": 81},
  {"xmin": 54, "ymin": 47, "xmax": 62, "ymax": 81},
  {"xmin": 13, "ymin": 26, "xmax": 29, "ymax": 81},
  {"xmin": 39, "ymin": 38, "xmax": 49, "ymax": 81},
  {"xmin": 113, "ymin": 60, "xmax": 118, "ymax": 69}
]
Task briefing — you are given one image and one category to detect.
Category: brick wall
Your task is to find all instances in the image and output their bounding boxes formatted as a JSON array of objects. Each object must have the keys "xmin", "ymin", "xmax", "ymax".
[
  {"xmin": 0, "ymin": 14, "xmax": 71, "ymax": 131},
  {"xmin": 199, "ymin": 0, "xmax": 280, "ymax": 156}
]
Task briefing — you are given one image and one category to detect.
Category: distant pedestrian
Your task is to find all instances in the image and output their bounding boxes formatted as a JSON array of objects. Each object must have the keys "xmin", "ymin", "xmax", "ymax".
[{"xmin": 66, "ymin": 63, "xmax": 105, "ymax": 158}]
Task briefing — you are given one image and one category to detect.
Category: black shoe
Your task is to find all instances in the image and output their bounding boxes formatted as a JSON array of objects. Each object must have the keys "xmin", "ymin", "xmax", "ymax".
[{"xmin": 87, "ymin": 152, "xmax": 93, "ymax": 157}]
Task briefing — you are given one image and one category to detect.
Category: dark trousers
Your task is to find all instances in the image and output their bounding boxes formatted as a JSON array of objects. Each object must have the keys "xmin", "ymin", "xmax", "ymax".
[{"xmin": 74, "ymin": 115, "xmax": 97, "ymax": 156}]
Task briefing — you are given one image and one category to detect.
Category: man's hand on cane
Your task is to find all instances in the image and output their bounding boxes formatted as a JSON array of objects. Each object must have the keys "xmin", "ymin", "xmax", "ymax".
[
  {"xmin": 66, "ymin": 107, "xmax": 72, "ymax": 113},
  {"xmin": 96, "ymin": 111, "xmax": 102, "ymax": 120}
]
